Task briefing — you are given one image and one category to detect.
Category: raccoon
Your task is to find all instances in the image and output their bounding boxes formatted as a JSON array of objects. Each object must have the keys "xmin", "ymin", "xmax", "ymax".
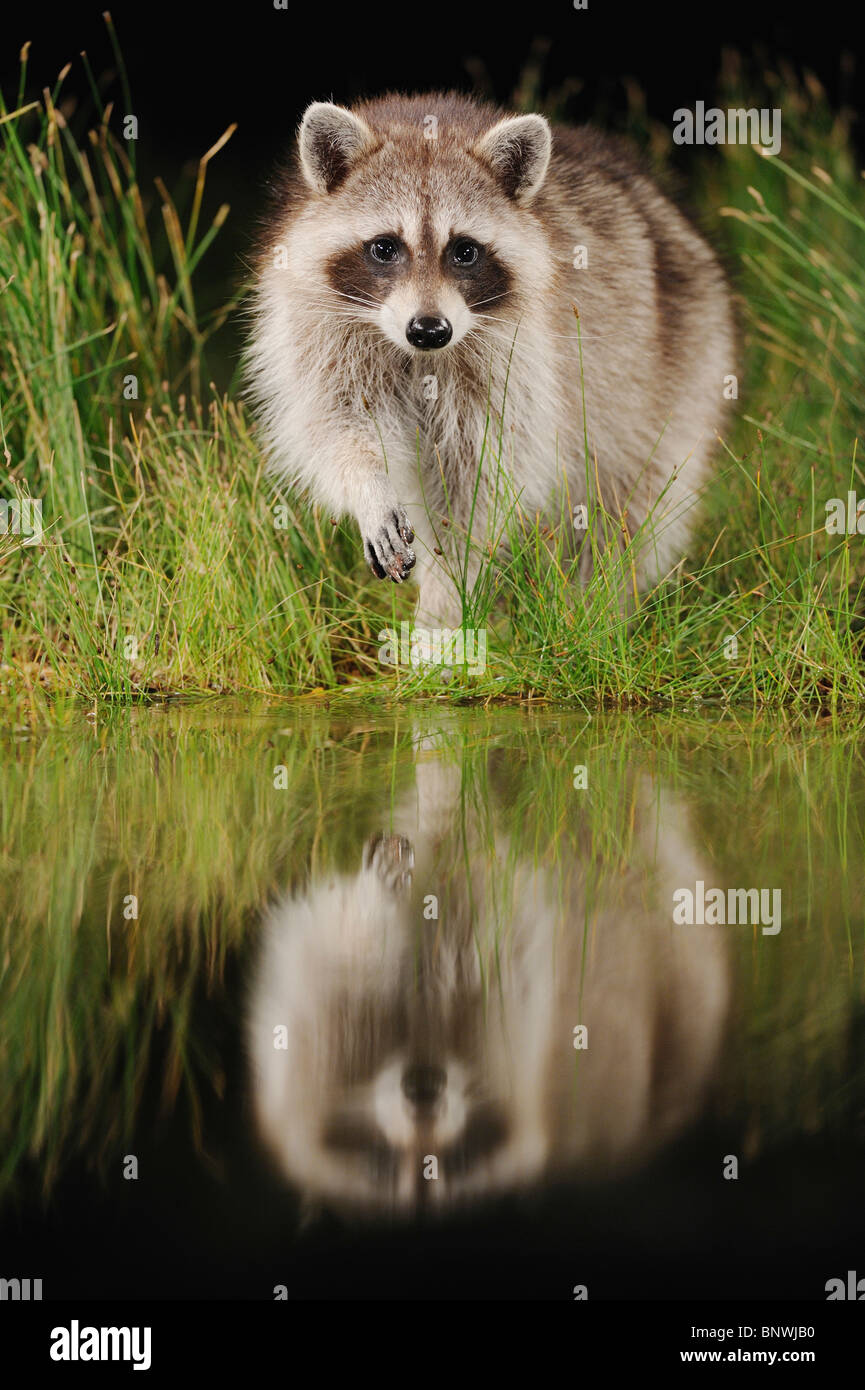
[
  {"xmin": 247, "ymin": 92, "xmax": 736, "ymax": 628},
  {"xmin": 247, "ymin": 744, "xmax": 731, "ymax": 1215}
]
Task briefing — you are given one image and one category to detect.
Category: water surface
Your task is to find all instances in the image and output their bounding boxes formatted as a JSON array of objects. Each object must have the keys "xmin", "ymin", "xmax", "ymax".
[{"xmin": 1, "ymin": 703, "xmax": 863, "ymax": 1299}]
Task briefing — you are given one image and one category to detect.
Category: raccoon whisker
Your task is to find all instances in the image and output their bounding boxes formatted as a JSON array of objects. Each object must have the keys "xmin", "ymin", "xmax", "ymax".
[
  {"xmin": 472, "ymin": 320, "xmax": 622, "ymax": 346},
  {"xmin": 319, "ymin": 310, "xmax": 380, "ymax": 323},
  {"xmin": 466, "ymin": 314, "xmax": 549, "ymax": 338},
  {"xmin": 329, "ymin": 298, "xmax": 381, "ymax": 313},
  {"xmin": 318, "ymin": 310, "xmax": 383, "ymax": 327},
  {"xmin": 463, "ymin": 322, "xmax": 543, "ymax": 350},
  {"xmin": 315, "ymin": 296, "xmax": 376, "ymax": 311},
  {"xmin": 467, "ymin": 293, "xmax": 510, "ymax": 310},
  {"xmin": 310, "ymin": 313, "xmax": 378, "ymax": 330},
  {"xmin": 460, "ymin": 330, "xmax": 584, "ymax": 380},
  {"xmin": 470, "ymin": 289, "xmax": 619, "ymax": 341},
  {"xmin": 322, "ymin": 304, "xmax": 379, "ymax": 318},
  {"xmin": 323, "ymin": 288, "xmax": 384, "ymax": 310}
]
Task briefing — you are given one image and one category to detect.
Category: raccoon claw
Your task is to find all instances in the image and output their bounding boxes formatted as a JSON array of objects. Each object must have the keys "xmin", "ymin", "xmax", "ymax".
[
  {"xmin": 365, "ymin": 544, "xmax": 388, "ymax": 579},
  {"xmin": 364, "ymin": 508, "xmax": 416, "ymax": 583},
  {"xmin": 364, "ymin": 832, "xmax": 414, "ymax": 893}
]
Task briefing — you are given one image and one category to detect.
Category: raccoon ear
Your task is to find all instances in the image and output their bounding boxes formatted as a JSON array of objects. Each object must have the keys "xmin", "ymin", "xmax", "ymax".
[
  {"xmin": 298, "ymin": 101, "xmax": 378, "ymax": 194},
  {"xmin": 472, "ymin": 114, "xmax": 552, "ymax": 203}
]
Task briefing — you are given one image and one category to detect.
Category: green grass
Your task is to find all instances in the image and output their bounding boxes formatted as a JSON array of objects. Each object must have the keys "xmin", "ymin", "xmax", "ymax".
[{"xmin": 2, "ymin": 38, "xmax": 865, "ymax": 717}]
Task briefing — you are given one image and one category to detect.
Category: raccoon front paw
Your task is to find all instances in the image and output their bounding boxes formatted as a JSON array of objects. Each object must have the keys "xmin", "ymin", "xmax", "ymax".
[
  {"xmin": 363, "ymin": 507, "xmax": 416, "ymax": 583},
  {"xmin": 363, "ymin": 832, "xmax": 414, "ymax": 894}
]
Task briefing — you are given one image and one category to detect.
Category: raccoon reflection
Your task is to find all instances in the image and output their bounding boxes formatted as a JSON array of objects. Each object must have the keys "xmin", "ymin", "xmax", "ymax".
[{"xmin": 247, "ymin": 757, "xmax": 730, "ymax": 1214}]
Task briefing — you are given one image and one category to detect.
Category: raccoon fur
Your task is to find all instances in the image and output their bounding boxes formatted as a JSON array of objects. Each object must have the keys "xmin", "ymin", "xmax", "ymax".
[{"xmin": 247, "ymin": 92, "xmax": 735, "ymax": 628}]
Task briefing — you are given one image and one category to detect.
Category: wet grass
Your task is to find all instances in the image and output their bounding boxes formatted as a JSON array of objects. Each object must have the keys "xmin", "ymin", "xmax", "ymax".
[{"xmin": 1, "ymin": 35, "xmax": 864, "ymax": 717}]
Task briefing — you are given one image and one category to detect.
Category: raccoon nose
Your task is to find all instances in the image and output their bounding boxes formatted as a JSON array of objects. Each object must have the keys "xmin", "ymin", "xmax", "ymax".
[
  {"xmin": 406, "ymin": 316, "xmax": 452, "ymax": 350},
  {"xmin": 401, "ymin": 1064, "xmax": 446, "ymax": 1106}
]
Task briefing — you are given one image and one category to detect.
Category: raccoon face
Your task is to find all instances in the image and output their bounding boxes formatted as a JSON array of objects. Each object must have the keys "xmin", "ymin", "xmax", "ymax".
[
  {"xmin": 293, "ymin": 100, "xmax": 554, "ymax": 355},
  {"xmin": 326, "ymin": 227, "xmax": 514, "ymax": 353},
  {"xmin": 248, "ymin": 884, "xmax": 552, "ymax": 1213},
  {"xmin": 254, "ymin": 997, "xmax": 541, "ymax": 1214},
  {"xmin": 319, "ymin": 1055, "xmax": 513, "ymax": 1209}
]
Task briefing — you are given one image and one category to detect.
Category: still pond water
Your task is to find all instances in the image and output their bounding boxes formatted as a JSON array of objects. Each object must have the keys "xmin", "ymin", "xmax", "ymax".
[{"xmin": 1, "ymin": 702, "xmax": 864, "ymax": 1299}]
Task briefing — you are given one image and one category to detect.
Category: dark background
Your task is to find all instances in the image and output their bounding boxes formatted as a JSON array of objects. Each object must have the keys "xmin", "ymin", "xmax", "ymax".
[
  {"xmin": 2, "ymin": 1, "xmax": 860, "ymax": 379},
  {"xmin": 5, "ymin": 2, "xmax": 862, "ymax": 154},
  {"xmin": 4, "ymin": 1, "xmax": 863, "ymax": 165},
  {"xmin": 3, "ymin": 2, "xmax": 862, "ymax": 247}
]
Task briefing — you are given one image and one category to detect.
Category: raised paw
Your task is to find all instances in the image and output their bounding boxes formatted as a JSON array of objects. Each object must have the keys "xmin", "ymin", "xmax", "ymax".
[
  {"xmin": 363, "ymin": 832, "xmax": 414, "ymax": 894},
  {"xmin": 363, "ymin": 506, "xmax": 416, "ymax": 582}
]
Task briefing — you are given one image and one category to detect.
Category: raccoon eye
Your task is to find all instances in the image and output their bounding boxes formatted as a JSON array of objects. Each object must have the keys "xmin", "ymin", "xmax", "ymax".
[
  {"xmin": 368, "ymin": 236, "xmax": 401, "ymax": 264},
  {"xmin": 451, "ymin": 238, "xmax": 481, "ymax": 267}
]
